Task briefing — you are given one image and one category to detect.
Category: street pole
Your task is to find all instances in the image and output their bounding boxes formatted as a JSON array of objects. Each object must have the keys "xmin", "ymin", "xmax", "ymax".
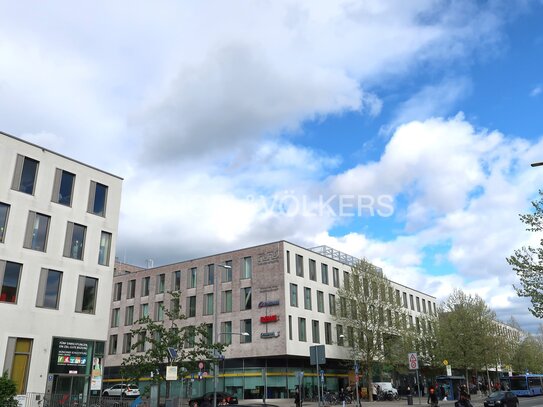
[
  {"xmin": 354, "ymin": 360, "xmax": 360, "ymax": 407},
  {"xmin": 213, "ymin": 263, "xmax": 231, "ymax": 407},
  {"xmin": 416, "ymin": 369, "xmax": 421, "ymax": 405}
]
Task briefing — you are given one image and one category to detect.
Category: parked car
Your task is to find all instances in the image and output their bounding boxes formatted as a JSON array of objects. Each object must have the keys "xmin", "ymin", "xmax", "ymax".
[
  {"xmin": 189, "ymin": 392, "xmax": 238, "ymax": 407},
  {"xmin": 102, "ymin": 383, "xmax": 140, "ymax": 398},
  {"xmin": 483, "ymin": 391, "xmax": 519, "ymax": 407},
  {"xmin": 373, "ymin": 382, "xmax": 399, "ymax": 397}
]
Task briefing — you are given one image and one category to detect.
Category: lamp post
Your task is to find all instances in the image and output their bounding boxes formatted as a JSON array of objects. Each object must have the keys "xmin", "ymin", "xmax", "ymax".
[
  {"xmin": 214, "ymin": 331, "xmax": 249, "ymax": 407},
  {"xmin": 340, "ymin": 335, "xmax": 360, "ymax": 407},
  {"xmin": 531, "ymin": 162, "xmax": 543, "ymax": 167}
]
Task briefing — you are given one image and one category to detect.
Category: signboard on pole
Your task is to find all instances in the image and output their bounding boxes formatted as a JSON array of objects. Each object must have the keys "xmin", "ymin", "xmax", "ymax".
[
  {"xmin": 408, "ymin": 352, "xmax": 419, "ymax": 370},
  {"xmin": 446, "ymin": 365, "xmax": 452, "ymax": 376},
  {"xmin": 166, "ymin": 366, "xmax": 178, "ymax": 381},
  {"xmin": 310, "ymin": 345, "xmax": 326, "ymax": 366}
]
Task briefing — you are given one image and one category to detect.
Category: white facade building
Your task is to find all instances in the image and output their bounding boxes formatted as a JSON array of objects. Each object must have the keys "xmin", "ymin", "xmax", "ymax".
[{"xmin": 0, "ymin": 131, "xmax": 122, "ymax": 398}]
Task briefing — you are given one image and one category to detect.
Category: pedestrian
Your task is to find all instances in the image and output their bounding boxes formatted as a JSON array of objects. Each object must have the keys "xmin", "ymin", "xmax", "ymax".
[
  {"xmin": 294, "ymin": 387, "xmax": 301, "ymax": 407},
  {"xmin": 454, "ymin": 391, "xmax": 473, "ymax": 407},
  {"xmin": 427, "ymin": 386, "xmax": 438, "ymax": 407}
]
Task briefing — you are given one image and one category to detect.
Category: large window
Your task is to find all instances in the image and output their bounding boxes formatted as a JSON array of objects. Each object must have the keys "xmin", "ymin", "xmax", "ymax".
[
  {"xmin": 0, "ymin": 261, "xmax": 22, "ymax": 303},
  {"xmin": 52, "ymin": 169, "xmax": 75, "ymax": 206},
  {"xmin": 172, "ymin": 270, "xmax": 181, "ymax": 291},
  {"xmin": 298, "ymin": 318, "xmax": 306, "ymax": 342},
  {"xmin": 304, "ymin": 287, "xmax": 312, "ymax": 310},
  {"xmin": 127, "ymin": 279, "xmax": 136, "ymax": 299},
  {"xmin": 125, "ymin": 305, "xmax": 134, "ymax": 325},
  {"xmin": 325, "ymin": 322, "xmax": 332, "ymax": 344},
  {"xmin": 222, "ymin": 260, "xmax": 233, "ymax": 282},
  {"xmin": 140, "ymin": 303, "xmax": 149, "ymax": 318},
  {"xmin": 329, "ymin": 294, "xmax": 336, "ymax": 315},
  {"xmin": 75, "ymin": 276, "xmax": 98, "ymax": 314},
  {"xmin": 188, "ymin": 267, "xmax": 197, "ymax": 288},
  {"xmin": 205, "ymin": 264, "xmax": 215, "ymax": 286},
  {"xmin": 12, "ymin": 155, "xmax": 39, "ymax": 195},
  {"xmin": 317, "ymin": 291, "xmax": 324, "ymax": 313},
  {"xmin": 241, "ymin": 257, "xmax": 252, "ymax": 279},
  {"xmin": 222, "ymin": 290, "xmax": 233, "ymax": 313},
  {"xmin": 240, "ymin": 319, "xmax": 252, "ymax": 343},
  {"xmin": 122, "ymin": 333, "xmax": 132, "ymax": 354},
  {"xmin": 312, "ymin": 320, "xmax": 320, "ymax": 343},
  {"xmin": 337, "ymin": 325, "xmax": 344, "ymax": 346},
  {"xmin": 111, "ymin": 308, "xmax": 120, "ymax": 327},
  {"xmin": 332, "ymin": 267, "xmax": 339, "ymax": 288},
  {"xmin": 88, "ymin": 181, "xmax": 108, "ymax": 216},
  {"xmin": 156, "ymin": 274, "xmax": 165, "ymax": 294},
  {"xmin": 289, "ymin": 315, "xmax": 293, "ymax": 340},
  {"xmin": 113, "ymin": 282, "xmax": 122, "ymax": 301},
  {"xmin": 290, "ymin": 283, "xmax": 298, "ymax": 307},
  {"xmin": 220, "ymin": 321, "xmax": 232, "ymax": 345},
  {"xmin": 286, "ymin": 250, "xmax": 291, "ymax": 274},
  {"xmin": 0, "ymin": 202, "xmax": 10, "ymax": 243},
  {"xmin": 98, "ymin": 231, "xmax": 112, "ymax": 266},
  {"xmin": 309, "ymin": 259, "xmax": 316, "ymax": 281},
  {"xmin": 141, "ymin": 277, "xmax": 150, "ymax": 297},
  {"xmin": 5, "ymin": 337, "xmax": 33, "ymax": 394},
  {"xmin": 203, "ymin": 293, "xmax": 214, "ymax": 315},
  {"xmin": 24, "ymin": 211, "xmax": 50, "ymax": 252},
  {"xmin": 241, "ymin": 287, "xmax": 252, "ymax": 310},
  {"xmin": 63, "ymin": 222, "xmax": 86, "ymax": 260},
  {"xmin": 108, "ymin": 335, "xmax": 117, "ymax": 355},
  {"xmin": 187, "ymin": 296, "xmax": 196, "ymax": 317},
  {"xmin": 36, "ymin": 268, "xmax": 63, "ymax": 309},
  {"xmin": 155, "ymin": 302, "xmax": 164, "ymax": 321},
  {"xmin": 295, "ymin": 254, "xmax": 304, "ymax": 277},
  {"xmin": 321, "ymin": 264, "xmax": 329, "ymax": 285}
]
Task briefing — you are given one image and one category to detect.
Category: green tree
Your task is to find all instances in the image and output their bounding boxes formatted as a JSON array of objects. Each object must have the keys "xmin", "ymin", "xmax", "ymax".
[
  {"xmin": 121, "ymin": 292, "xmax": 224, "ymax": 399},
  {"xmin": 335, "ymin": 259, "xmax": 411, "ymax": 401},
  {"xmin": 511, "ymin": 333, "xmax": 543, "ymax": 374},
  {"xmin": 507, "ymin": 191, "xmax": 543, "ymax": 318},
  {"xmin": 0, "ymin": 372, "xmax": 18, "ymax": 407}
]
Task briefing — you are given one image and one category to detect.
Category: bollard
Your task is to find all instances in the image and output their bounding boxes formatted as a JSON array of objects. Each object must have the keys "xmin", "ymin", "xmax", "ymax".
[{"xmin": 407, "ymin": 394, "xmax": 413, "ymax": 405}]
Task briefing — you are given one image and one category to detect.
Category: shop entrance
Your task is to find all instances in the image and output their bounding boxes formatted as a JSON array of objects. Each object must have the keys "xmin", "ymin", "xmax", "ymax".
[{"xmin": 49, "ymin": 374, "xmax": 89, "ymax": 405}]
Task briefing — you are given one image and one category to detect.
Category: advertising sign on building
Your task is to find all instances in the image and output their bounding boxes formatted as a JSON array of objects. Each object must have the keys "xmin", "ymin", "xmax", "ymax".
[
  {"xmin": 49, "ymin": 338, "xmax": 92, "ymax": 375},
  {"xmin": 260, "ymin": 315, "xmax": 279, "ymax": 323},
  {"xmin": 90, "ymin": 357, "xmax": 103, "ymax": 390}
]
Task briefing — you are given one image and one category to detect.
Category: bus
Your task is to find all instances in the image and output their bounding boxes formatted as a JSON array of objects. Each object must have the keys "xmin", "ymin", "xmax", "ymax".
[{"xmin": 500, "ymin": 374, "xmax": 543, "ymax": 396}]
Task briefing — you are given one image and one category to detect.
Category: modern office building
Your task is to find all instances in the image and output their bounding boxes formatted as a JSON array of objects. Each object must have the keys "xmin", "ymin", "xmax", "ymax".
[
  {"xmin": 105, "ymin": 240, "xmax": 436, "ymax": 399},
  {"xmin": 0, "ymin": 131, "xmax": 123, "ymax": 399}
]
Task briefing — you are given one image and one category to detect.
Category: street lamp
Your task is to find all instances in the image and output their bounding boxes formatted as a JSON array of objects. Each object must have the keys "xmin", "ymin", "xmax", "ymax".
[
  {"xmin": 214, "ymin": 331, "xmax": 249, "ymax": 407},
  {"xmin": 531, "ymin": 162, "xmax": 543, "ymax": 167},
  {"xmin": 339, "ymin": 335, "xmax": 360, "ymax": 407}
]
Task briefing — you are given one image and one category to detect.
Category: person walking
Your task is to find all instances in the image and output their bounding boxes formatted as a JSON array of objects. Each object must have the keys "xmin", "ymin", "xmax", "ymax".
[{"xmin": 427, "ymin": 386, "xmax": 438, "ymax": 407}]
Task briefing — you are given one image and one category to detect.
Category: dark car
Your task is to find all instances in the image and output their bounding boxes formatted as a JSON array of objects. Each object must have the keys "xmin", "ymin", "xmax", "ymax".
[
  {"xmin": 483, "ymin": 391, "xmax": 519, "ymax": 407},
  {"xmin": 189, "ymin": 392, "xmax": 238, "ymax": 407}
]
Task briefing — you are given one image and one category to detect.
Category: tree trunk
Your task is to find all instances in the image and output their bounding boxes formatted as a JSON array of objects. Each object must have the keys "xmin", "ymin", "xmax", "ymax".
[{"xmin": 367, "ymin": 364, "xmax": 373, "ymax": 402}]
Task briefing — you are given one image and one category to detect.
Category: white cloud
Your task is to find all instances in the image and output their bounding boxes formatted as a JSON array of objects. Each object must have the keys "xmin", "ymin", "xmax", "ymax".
[{"xmin": 530, "ymin": 85, "xmax": 542, "ymax": 96}]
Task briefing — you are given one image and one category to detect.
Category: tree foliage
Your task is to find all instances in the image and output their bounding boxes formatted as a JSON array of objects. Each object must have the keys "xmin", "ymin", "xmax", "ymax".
[
  {"xmin": 335, "ymin": 259, "xmax": 416, "ymax": 401},
  {"xmin": 0, "ymin": 372, "xmax": 18, "ymax": 407},
  {"xmin": 121, "ymin": 292, "xmax": 223, "ymax": 395},
  {"xmin": 511, "ymin": 334, "xmax": 543, "ymax": 374},
  {"xmin": 507, "ymin": 190, "xmax": 543, "ymax": 318}
]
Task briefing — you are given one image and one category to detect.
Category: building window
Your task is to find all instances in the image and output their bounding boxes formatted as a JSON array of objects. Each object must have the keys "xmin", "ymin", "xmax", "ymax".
[
  {"xmin": 203, "ymin": 293, "xmax": 214, "ymax": 315},
  {"xmin": 337, "ymin": 325, "xmax": 344, "ymax": 346},
  {"xmin": 286, "ymin": 250, "xmax": 291, "ymax": 274},
  {"xmin": 187, "ymin": 296, "xmax": 196, "ymax": 317},
  {"xmin": 325, "ymin": 322, "xmax": 332, "ymax": 345},
  {"xmin": 127, "ymin": 279, "xmax": 136, "ymax": 299},
  {"xmin": 343, "ymin": 271, "xmax": 350, "ymax": 289},
  {"xmin": 240, "ymin": 319, "xmax": 252, "ymax": 343},
  {"xmin": 36, "ymin": 268, "xmax": 62, "ymax": 309},
  {"xmin": 403, "ymin": 292, "xmax": 408, "ymax": 308},
  {"xmin": 321, "ymin": 264, "xmax": 329, "ymax": 285},
  {"xmin": 155, "ymin": 302, "xmax": 164, "ymax": 321},
  {"xmin": 172, "ymin": 270, "xmax": 181, "ymax": 291},
  {"xmin": 0, "ymin": 261, "xmax": 22, "ymax": 303},
  {"xmin": 12, "ymin": 155, "xmax": 39, "ymax": 195},
  {"xmin": 241, "ymin": 287, "xmax": 252, "ymax": 310},
  {"xmin": 5, "ymin": 337, "xmax": 33, "ymax": 394},
  {"xmin": 24, "ymin": 211, "xmax": 50, "ymax": 252},
  {"xmin": 188, "ymin": 267, "xmax": 197, "ymax": 288},
  {"xmin": 75, "ymin": 276, "xmax": 98, "ymax": 314},
  {"xmin": 309, "ymin": 259, "xmax": 316, "ymax": 281},
  {"xmin": 157, "ymin": 274, "xmax": 165, "ymax": 294},
  {"xmin": 108, "ymin": 335, "xmax": 118, "ymax": 355},
  {"xmin": 125, "ymin": 305, "xmax": 134, "ymax": 325},
  {"xmin": 141, "ymin": 277, "xmax": 150, "ymax": 297},
  {"xmin": 289, "ymin": 315, "xmax": 293, "ymax": 340},
  {"xmin": 140, "ymin": 303, "xmax": 149, "ymax": 318},
  {"xmin": 410, "ymin": 294, "xmax": 414, "ymax": 310},
  {"xmin": 98, "ymin": 231, "xmax": 112, "ymax": 266},
  {"xmin": 0, "ymin": 202, "xmax": 10, "ymax": 243},
  {"xmin": 395, "ymin": 289, "xmax": 401, "ymax": 306},
  {"xmin": 329, "ymin": 294, "xmax": 336, "ymax": 315},
  {"xmin": 317, "ymin": 291, "xmax": 324, "ymax": 313},
  {"xmin": 295, "ymin": 254, "xmax": 304, "ymax": 277},
  {"xmin": 332, "ymin": 268, "xmax": 339, "ymax": 288},
  {"xmin": 111, "ymin": 308, "xmax": 120, "ymax": 327},
  {"xmin": 290, "ymin": 283, "xmax": 298, "ymax": 307},
  {"xmin": 113, "ymin": 282, "xmax": 122, "ymax": 301},
  {"xmin": 123, "ymin": 333, "xmax": 132, "ymax": 354},
  {"xmin": 137, "ymin": 331, "xmax": 146, "ymax": 352},
  {"xmin": 222, "ymin": 260, "xmax": 233, "ymax": 282},
  {"xmin": 222, "ymin": 290, "xmax": 233, "ymax": 313},
  {"xmin": 88, "ymin": 181, "xmax": 108, "ymax": 216},
  {"xmin": 312, "ymin": 320, "xmax": 320, "ymax": 343},
  {"xmin": 242, "ymin": 257, "xmax": 252, "ymax": 279},
  {"xmin": 204, "ymin": 264, "xmax": 215, "ymax": 286},
  {"xmin": 298, "ymin": 318, "xmax": 306, "ymax": 342},
  {"xmin": 220, "ymin": 321, "xmax": 233, "ymax": 345},
  {"xmin": 52, "ymin": 169, "xmax": 75, "ymax": 206},
  {"xmin": 416, "ymin": 296, "xmax": 421, "ymax": 312},
  {"xmin": 347, "ymin": 326, "xmax": 354, "ymax": 347},
  {"xmin": 422, "ymin": 299, "xmax": 427, "ymax": 313},
  {"xmin": 205, "ymin": 324, "xmax": 213, "ymax": 345},
  {"xmin": 63, "ymin": 222, "xmax": 86, "ymax": 260},
  {"xmin": 170, "ymin": 297, "xmax": 179, "ymax": 313},
  {"xmin": 304, "ymin": 287, "xmax": 312, "ymax": 310}
]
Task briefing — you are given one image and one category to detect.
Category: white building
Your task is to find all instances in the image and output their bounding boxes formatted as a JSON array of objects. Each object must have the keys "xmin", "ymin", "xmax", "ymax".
[{"xmin": 0, "ymin": 131, "xmax": 122, "ymax": 399}]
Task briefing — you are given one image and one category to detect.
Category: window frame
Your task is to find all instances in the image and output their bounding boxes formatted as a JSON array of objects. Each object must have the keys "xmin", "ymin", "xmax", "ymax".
[
  {"xmin": 75, "ymin": 275, "xmax": 98, "ymax": 314},
  {"xmin": 51, "ymin": 168, "xmax": 75, "ymax": 206},
  {"xmin": 63, "ymin": 222, "xmax": 86, "ymax": 260},
  {"xmin": 36, "ymin": 268, "xmax": 63, "ymax": 309},
  {"xmin": 87, "ymin": 181, "xmax": 108, "ymax": 217},
  {"xmin": 12, "ymin": 154, "xmax": 39, "ymax": 195},
  {"xmin": 24, "ymin": 211, "xmax": 51, "ymax": 252},
  {"xmin": 98, "ymin": 231, "xmax": 112, "ymax": 266},
  {"xmin": 0, "ymin": 202, "xmax": 10, "ymax": 243},
  {"xmin": 0, "ymin": 260, "xmax": 23, "ymax": 304}
]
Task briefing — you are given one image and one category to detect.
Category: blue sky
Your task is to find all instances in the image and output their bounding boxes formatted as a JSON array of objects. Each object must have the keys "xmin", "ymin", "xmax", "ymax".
[{"xmin": 1, "ymin": 0, "xmax": 543, "ymax": 331}]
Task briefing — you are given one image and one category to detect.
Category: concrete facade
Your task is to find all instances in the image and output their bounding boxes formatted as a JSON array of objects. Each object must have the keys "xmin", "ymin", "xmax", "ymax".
[{"xmin": 0, "ymin": 131, "xmax": 122, "ymax": 396}]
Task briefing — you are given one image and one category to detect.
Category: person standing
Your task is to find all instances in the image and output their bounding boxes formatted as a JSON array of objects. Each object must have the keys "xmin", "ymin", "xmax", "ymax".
[{"xmin": 427, "ymin": 386, "xmax": 438, "ymax": 407}]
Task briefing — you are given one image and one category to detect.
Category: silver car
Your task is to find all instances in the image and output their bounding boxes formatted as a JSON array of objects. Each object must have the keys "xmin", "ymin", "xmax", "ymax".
[{"xmin": 102, "ymin": 383, "xmax": 140, "ymax": 398}]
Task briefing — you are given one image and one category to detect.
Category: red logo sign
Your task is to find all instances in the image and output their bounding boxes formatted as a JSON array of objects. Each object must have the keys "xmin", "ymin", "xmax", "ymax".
[{"xmin": 260, "ymin": 315, "xmax": 279, "ymax": 323}]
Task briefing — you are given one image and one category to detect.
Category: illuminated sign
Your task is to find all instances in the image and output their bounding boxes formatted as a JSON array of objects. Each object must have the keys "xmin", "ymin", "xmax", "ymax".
[
  {"xmin": 260, "ymin": 315, "xmax": 279, "ymax": 323},
  {"xmin": 258, "ymin": 300, "xmax": 280, "ymax": 308}
]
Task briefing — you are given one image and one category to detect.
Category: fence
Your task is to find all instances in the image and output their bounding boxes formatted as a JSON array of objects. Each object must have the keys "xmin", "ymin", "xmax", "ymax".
[{"xmin": 15, "ymin": 393, "xmax": 147, "ymax": 407}]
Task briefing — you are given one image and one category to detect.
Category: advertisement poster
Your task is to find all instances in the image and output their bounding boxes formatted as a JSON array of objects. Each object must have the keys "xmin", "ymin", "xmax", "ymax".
[
  {"xmin": 49, "ymin": 338, "xmax": 91, "ymax": 374},
  {"xmin": 90, "ymin": 357, "xmax": 103, "ymax": 390}
]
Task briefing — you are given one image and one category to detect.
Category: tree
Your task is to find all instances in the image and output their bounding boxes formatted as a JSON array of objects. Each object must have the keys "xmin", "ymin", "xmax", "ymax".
[
  {"xmin": 0, "ymin": 372, "xmax": 18, "ymax": 407},
  {"xmin": 335, "ymin": 259, "xmax": 411, "ymax": 401},
  {"xmin": 511, "ymin": 334, "xmax": 543, "ymax": 374},
  {"xmin": 121, "ymin": 292, "xmax": 223, "ymax": 400},
  {"xmin": 507, "ymin": 190, "xmax": 543, "ymax": 318}
]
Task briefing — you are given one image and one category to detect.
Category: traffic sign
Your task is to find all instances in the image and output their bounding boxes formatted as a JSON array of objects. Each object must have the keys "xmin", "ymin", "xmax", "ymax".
[
  {"xmin": 408, "ymin": 352, "xmax": 419, "ymax": 370},
  {"xmin": 443, "ymin": 360, "xmax": 448, "ymax": 366}
]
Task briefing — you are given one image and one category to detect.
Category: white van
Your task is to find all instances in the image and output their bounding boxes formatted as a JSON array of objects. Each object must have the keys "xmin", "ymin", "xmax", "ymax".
[{"xmin": 373, "ymin": 382, "xmax": 399, "ymax": 396}]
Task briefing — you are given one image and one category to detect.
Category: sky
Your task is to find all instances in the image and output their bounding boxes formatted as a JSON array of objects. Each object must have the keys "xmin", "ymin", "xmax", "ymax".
[{"xmin": 1, "ymin": 0, "xmax": 543, "ymax": 332}]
